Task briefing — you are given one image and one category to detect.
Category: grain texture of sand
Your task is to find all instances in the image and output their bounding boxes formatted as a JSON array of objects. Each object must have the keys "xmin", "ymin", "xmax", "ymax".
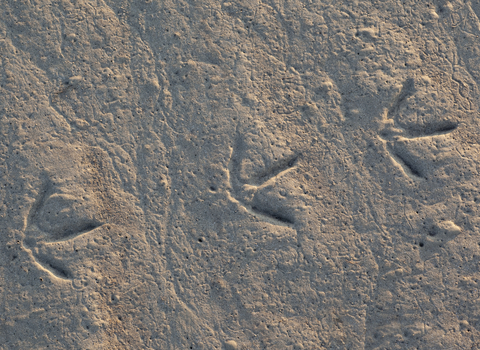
[{"xmin": 2, "ymin": 0, "xmax": 480, "ymax": 349}]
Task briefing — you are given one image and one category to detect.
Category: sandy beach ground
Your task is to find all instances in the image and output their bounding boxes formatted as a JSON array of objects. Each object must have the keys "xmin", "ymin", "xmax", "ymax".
[{"xmin": 2, "ymin": 0, "xmax": 480, "ymax": 349}]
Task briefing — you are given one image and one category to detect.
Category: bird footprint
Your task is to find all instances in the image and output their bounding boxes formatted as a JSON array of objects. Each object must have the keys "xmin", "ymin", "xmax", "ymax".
[
  {"xmin": 228, "ymin": 130, "xmax": 299, "ymax": 226},
  {"xmin": 24, "ymin": 178, "xmax": 103, "ymax": 279}
]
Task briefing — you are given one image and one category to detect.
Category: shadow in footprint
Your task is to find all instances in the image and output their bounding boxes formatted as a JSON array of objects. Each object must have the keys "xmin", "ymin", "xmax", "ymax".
[
  {"xmin": 24, "ymin": 177, "xmax": 103, "ymax": 279},
  {"xmin": 36, "ymin": 254, "xmax": 72, "ymax": 279},
  {"xmin": 228, "ymin": 132, "xmax": 299, "ymax": 226},
  {"xmin": 379, "ymin": 77, "xmax": 459, "ymax": 180}
]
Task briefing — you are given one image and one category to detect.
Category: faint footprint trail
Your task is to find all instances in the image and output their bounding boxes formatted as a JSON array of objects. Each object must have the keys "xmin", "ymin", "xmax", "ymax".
[
  {"xmin": 227, "ymin": 130, "xmax": 298, "ymax": 227},
  {"xmin": 23, "ymin": 177, "xmax": 103, "ymax": 280},
  {"xmin": 378, "ymin": 77, "xmax": 459, "ymax": 180}
]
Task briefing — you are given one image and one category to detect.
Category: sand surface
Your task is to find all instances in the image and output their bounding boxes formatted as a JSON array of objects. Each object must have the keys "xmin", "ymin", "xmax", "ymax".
[{"xmin": 1, "ymin": 0, "xmax": 480, "ymax": 349}]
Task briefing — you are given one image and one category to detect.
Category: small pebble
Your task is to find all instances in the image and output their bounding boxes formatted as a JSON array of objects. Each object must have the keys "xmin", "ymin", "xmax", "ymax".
[{"xmin": 225, "ymin": 340, "xmax": 238, "ymax": 350}]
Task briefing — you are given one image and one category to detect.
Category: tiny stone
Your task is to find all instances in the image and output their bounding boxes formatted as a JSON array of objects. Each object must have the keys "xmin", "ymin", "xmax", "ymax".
[{"xmin": 225, "ymin": 340, "xmax": 238, "ymax": 350}]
